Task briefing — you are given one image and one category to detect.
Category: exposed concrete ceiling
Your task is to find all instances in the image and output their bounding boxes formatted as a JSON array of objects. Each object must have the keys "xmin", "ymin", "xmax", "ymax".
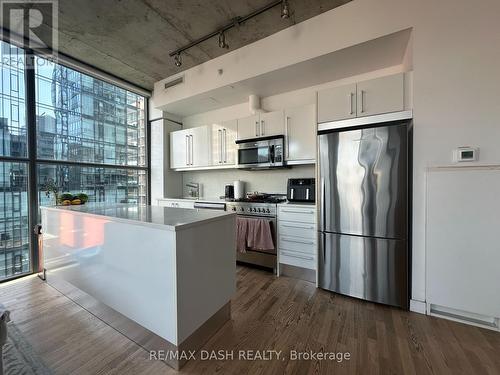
[
  {"xmin": 163, "ymin": 29, "xmax": 413, "ymax": 116},
  {"xmin": 19, "ymin": 0, "xmax": 352, "ymax": 91}
]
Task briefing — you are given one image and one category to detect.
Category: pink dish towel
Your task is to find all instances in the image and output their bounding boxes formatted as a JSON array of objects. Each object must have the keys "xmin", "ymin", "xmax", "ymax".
[
  {"xmin": 247, "ymin": 217, "xmax": 275, "ymax": 252},
  {"xmin": 236, "ymin": 217, "xmax": 275, "ymax": 253},
  {"xmin": 236, "ymin": 216, "xmax": 249, "ymax": 253}
]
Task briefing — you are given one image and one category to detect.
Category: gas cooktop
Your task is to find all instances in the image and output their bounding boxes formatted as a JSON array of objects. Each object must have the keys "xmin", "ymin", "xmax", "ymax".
[{"xmin": 226, "ymin": 193, "xmax": 286, "ymax": 204}]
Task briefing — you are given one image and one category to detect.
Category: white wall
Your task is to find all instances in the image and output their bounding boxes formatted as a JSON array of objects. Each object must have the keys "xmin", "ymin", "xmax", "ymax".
[
  {"xmin": 183, "ymin": 166, "xmax": 315, "ymax": 199},
  {"xmin": 154, "ymin": 0, "xmax": 500, "ymax": 305}
]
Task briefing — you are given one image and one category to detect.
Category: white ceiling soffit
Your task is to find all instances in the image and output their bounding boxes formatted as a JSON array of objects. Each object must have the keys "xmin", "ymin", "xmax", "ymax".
[{"xmin": 163, "ymin": 28, "xmax": 412, "ymax": 117}]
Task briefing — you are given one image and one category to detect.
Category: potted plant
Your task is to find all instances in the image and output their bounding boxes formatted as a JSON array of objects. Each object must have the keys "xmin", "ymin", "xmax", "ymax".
[{"xmin": 41, "ymin": 178, "xmax": 59, "ymax": 206}]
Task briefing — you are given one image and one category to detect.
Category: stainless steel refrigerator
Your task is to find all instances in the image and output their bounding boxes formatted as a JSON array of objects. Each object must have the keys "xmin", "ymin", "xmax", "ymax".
[{"xmin": 318, "ymin": 120, "xmax": 410, "ymax": 309}]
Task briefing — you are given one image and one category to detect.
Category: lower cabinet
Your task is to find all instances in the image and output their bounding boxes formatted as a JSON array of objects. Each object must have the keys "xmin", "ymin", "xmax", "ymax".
[
  {"xmin": 157, "ymin": 199, "xmax": 195, "ymax": 209},
  {"xmin": 277, "ymin": 205, "xmax": 317, "ymax": 274}
]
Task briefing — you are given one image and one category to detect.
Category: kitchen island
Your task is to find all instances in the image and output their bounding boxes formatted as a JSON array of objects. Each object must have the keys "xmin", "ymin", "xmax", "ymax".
[{"xmin": 40, "ymin": 203, "xmax": 236, "ymax": 370}]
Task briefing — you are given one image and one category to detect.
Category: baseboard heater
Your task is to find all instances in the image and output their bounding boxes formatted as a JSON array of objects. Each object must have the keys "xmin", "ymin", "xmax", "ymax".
[{"xmin": 429, "ymin": 304, "xmax": 500, "ymax": 331}]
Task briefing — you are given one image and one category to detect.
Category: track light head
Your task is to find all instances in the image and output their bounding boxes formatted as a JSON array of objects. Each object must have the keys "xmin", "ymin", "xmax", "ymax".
[
  {"xmin": 281, "ymin": 0, "xmax": 290, "ymax": 19},
  {"xmin": 174, "ymin": 52, "xmax": 182, "ymax": 67},
  {"xmin": 218, "ymin": 31, "xmax": 229, "ymax": 49}
]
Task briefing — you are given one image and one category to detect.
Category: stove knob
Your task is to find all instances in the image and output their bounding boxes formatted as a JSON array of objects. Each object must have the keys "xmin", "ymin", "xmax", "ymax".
[
  {"xmin": 240, "ymin": 207, "xmax": 245, "ymax": 212},
  {"xmin": 266, "ymin": 208, "xmax": 270, "ymax": 213},
  {"xmin": 231, "ymin": 207, "xmax": 236, "ymax": 211}
]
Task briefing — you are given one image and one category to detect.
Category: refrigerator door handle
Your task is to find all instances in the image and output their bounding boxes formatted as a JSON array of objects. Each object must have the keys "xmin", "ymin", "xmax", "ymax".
[{"xmin": 319, "ymin": 177, "xmax": 326, "ymax": 232}]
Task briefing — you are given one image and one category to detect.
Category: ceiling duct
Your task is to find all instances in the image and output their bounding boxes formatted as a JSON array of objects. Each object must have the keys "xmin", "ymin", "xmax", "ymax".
[{"xmin": 249, "ymin": 94, "xmax": 264, "ymax": 115}]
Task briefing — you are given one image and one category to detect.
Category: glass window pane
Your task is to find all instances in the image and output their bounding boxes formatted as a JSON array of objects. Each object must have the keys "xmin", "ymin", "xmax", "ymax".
[
  {"xmin": 0, "ymin": 41, "xmax": 27, "ymax": 158},
  {"xmin": 0, "ymin": 161, "xmax": 30, "ymax": 280},
  {"xmin": 38, "ymin": 164, "xmax": 147, "ymax": 207},
  {"xmin": 34, "ymin": 58, "xmax": 146, "ymax": 166}
]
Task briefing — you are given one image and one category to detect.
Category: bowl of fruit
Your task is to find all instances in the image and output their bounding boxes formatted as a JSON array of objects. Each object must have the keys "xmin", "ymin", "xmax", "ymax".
[{"xmin": 59, "ymin": 193, "xmax": 89, "ymax": 206}]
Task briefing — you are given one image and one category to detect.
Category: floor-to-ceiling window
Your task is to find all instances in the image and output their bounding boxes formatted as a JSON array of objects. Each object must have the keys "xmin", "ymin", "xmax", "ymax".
[{"xmin": 0, "ymin": 41, "xmax": 149, "ymax": 282}]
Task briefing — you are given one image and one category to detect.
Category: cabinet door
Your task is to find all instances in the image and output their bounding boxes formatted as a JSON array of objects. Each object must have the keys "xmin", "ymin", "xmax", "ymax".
[
  {"xmin": 259, "ymin": 110, "xmax": 284, "ymax": 137},
  {"xmin": 222, "ymin": 119, "xmax": 237, "ymax": 165},
  {"xmin": 317, "ymin": 83, "xmax": 357, "ymax": 123},
  {"xmin": 284, "ymin": 104, "xmax": 316, "ymax": 162},
  {"xmin": 210, "ymin": 123, "xmax": 224, "ymax": 166},
  {"xmin": 170, "ymin": 129, "xmax": 189, "ymax": 168},
  {"xmin": 357, "ymin": 73, "xmax": 404, "ymax": 117},
  {"xmin": 237, "ymin": 114, "xmax": 260, "ymax": 140},
  {"xmin": 190, "ymin": 126, "xmax": 210, "ymax": 168}
]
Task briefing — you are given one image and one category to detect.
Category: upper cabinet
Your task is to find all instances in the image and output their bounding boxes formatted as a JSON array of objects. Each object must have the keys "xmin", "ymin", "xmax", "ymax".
[
  {"xmin": 356, "ymin": 74, "xmax": 404, "ymax": 117},
  {"xmin": 210, "ymin": 119, "xmax": 237, "ymax": 166},
  {"xmin": 318, "ymin": 73, "xmax": 407, "ymax": 123},
  {"xmin": 284, "ymin": 104, "xmax": 316, "ymax": 163},
  {"xmin": 170, "ymin": 126, "xmax": 210, "ymax": 169},
  {"xmin": 317, "ymin": 83, "xmax": 357, "ymax": 123},
  {"xmin": 237, "ymin": 110, "xmax": 284, "ymax": 140}
]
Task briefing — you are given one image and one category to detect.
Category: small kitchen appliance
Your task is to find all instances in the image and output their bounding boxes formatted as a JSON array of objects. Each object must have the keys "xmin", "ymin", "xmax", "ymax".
[
  {"xmin": 234, "ymin": 180, "xmax": 246, "ymax": 200},
  {"xmin": 224, "ymin": 184, "xmax": 234, "ymax": 199},
  {"xmin": 287, "ymin": 178, "xmax": 315, "ymax": 202}
]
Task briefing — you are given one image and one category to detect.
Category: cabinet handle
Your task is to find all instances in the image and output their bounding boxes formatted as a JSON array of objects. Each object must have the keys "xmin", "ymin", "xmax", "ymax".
[
  {"xmin": 218, "ymin": 129, "xmax": 222, "ymax": 163},
  {"xmin": 281, "ymin": 237, "xmax": 315, "ymax": 245},
  {"xmin": 281, "ymin": 209, "xmax": 315, "ymax": 214},
  {"xmin": 255, "ymin": 121, "xmax": 259, "ymax": 137},
  {"xmin": 185, "ymin": 135, "xmax": 189, "ymax": 166},
  {"xmin": 285, "ymin": 116, "xmax": 290, "ymax": 159},
  {"xmin": 281, "ymin": 223, "xmax": 315, "ymax": 230},
  {"xmin": 261, "ymin": 120, "xmax": 265, "ymax": 136},
  {"xmin": 350, "ymin": 92, "xmax": 355, "ymax": 115},
  {"xmin": 361, "ymin": 90, "xmax": 366, "ymax": 113},
  {"xmin": 223, "ymin": 128, "xmax": 227, "ymax": 162},
  {"xmin": 281, "ymin": 250, "xmax": 314, "ymax": 261},
  {"xmin": 190, "ymin": 135, "xmax": 194, "ymax": 165}
]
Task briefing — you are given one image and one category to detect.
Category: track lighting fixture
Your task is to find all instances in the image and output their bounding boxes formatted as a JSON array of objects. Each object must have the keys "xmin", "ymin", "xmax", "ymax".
[
  {"xmin": 218, "ymin": 31, "xmax": 229, "ymax": 49},
  {"xmin": 174, "ymin": 52, "xmax": 182, "ymax": 67},
  {"xmin": 170, "ymin": 0, "xmax": 292, "ymax": 66},
  {"xmin": 281, "ymin": 0, "xmax": 290, "ymax": 19}
]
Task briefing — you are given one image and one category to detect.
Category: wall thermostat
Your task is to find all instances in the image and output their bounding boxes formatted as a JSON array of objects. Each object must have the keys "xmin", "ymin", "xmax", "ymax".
[{"xmin": 454, "ymin": 147, "xmax": 478, "ymax": 162}]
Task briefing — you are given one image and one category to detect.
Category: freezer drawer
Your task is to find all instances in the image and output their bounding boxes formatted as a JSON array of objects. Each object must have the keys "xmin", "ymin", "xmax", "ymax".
[{"xmin": 319, "ymin": 232, "xmax": 408, "ymax": 308}]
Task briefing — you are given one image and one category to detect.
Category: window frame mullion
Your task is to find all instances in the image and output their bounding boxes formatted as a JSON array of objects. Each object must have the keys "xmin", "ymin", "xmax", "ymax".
[{"xmin": 25, "ymin": 50, "xmax": 39, "ymax": 275}]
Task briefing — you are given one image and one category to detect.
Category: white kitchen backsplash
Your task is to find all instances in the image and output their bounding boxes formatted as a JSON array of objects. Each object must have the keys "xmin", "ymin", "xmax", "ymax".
[{"xmin": 182, "ymin": 165, "xmax": 315, "ymax": 198}]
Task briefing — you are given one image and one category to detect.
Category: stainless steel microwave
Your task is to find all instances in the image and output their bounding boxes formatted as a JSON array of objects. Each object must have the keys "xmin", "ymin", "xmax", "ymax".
[{"xmin": 236, "ymin": 135, "xmax": 285, "ymax": 169}]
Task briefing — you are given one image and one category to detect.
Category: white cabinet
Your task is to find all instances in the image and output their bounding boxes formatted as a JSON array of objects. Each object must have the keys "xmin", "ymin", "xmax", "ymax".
[
  {"xmin": 284, "ymin": 104, "xmax": 316, "ymax": 163},
  {"xmin": 237, "ymin": 111, "xmax": 284, "ymax": 140},
  {"xmin": 237, "ymin": 114, "xmax": 260, "ymax": 140},
  {"xmin": 317, "ymin": 83, "xmax": 357, "ymax": 123},
  {"xmin": 259, "ymin": 111, "xmax": 284, "ymax": 137},
  {"xmin": 317, "ymin": 73, "xmax": 406, "ymax": 123},
  {"xmin": 278, "ymin": 205, "xmax": 317, "ymax": 271},
  {"xmin": 170, "ymin": 129, "xmax": 189, "ymax": 169},
  {"xmin": 357, "ymin": 74, "xmax": 404, "ymax": 117},
  {"xmin": 210, "ymin": 119, "xmax": 237, "ymax": 166},
  {"xmin": 170, "ymin": 126, "xmax": 210, "ymax": 169},
  {"xmin": 189, "ymin": 126, "xmax": 210, "ymax": 168},
  {"xmin": 157, "ymin": 198, "xmax": 195, "ymax": 209}
]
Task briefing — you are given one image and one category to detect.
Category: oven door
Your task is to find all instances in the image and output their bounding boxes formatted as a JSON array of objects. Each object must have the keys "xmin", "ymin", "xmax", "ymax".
[
  {"xmin": 237, "ymin": 141, "xmax": 274, "ymax": 168},
  {"xmin": 237, "ymin": 214, "xmax": 277, "ymax": 254}
]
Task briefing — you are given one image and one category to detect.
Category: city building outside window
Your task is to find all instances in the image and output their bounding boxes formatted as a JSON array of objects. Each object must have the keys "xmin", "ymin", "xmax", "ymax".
[{"xmin": 0, "ymin": 40, "xmax": 149, "ymax": 282}]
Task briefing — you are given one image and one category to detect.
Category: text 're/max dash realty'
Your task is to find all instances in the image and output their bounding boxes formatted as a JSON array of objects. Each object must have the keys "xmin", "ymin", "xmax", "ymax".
[{"xmin": 150, "ymin": 350, "xmax": 351, "ymax": 362}]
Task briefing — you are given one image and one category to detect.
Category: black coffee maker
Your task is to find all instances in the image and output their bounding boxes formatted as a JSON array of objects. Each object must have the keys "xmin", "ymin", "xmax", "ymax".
[{"xmin": 224, "ymin": 184, "xmax": 234, "ymax": 200}]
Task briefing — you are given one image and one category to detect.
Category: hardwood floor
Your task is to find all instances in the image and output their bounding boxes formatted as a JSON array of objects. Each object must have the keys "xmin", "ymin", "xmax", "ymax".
[{"xmin": 1, "ymin": 266, "xmax": 499, "ymax": 374}]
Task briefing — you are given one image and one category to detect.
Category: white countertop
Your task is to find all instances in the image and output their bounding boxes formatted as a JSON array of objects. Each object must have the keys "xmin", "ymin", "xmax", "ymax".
[
  {"xmin": 159, "ymin": 196, "xmax": 228, "ymax": 203},
  {"xmin": 41, "ymin": 203, "xmax": 235, "ymax": 231}
]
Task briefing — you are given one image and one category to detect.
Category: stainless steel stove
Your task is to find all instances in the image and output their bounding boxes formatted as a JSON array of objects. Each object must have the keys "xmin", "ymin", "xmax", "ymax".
[
  {"xmin": 226, "ymin": 201, "xmax": 277, "ymax": 217},
  {"xmin": 227, "ymin": 194, "xmax": 285, "ymax": 272}
]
